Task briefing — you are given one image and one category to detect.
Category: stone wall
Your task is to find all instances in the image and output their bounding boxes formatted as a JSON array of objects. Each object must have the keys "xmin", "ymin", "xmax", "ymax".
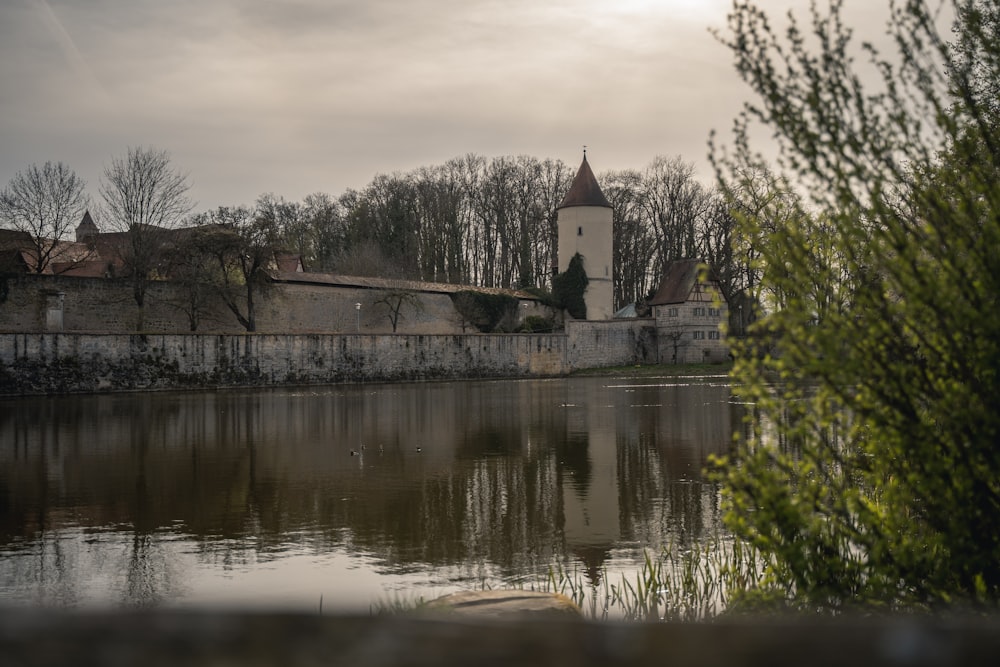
[
  {"xmin": 0, "ymin": 331, "xmax": 574, "ymax": 394},
  {"xmin": 0, "ymin": 277, "xmax": 683, "ymax": 394},
  {"xmin": 263, "ymin": 282, "xmax": 459, "ymax": 334},
  {"xmin": 0, "ymin": 274, "xmax": 551, "ymax": 335},
  {"xmin": 564, "ymin": 319, "xmax": 657, "ymax": 370},
  {"xmin": 0, "ymin": 274, "xmax": 244, "ymax": 333}
]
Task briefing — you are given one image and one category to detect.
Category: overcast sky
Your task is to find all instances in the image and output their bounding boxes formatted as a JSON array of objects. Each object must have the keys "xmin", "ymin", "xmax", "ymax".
[{"xmin": 1, "ymin": 0, "xmax": 894, "ymax": 215}]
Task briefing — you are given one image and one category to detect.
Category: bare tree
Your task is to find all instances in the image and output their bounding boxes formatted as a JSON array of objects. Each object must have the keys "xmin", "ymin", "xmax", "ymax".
[
  {"xmin": 256, "ymin": 193, "xmax": 304, "ymax": 264},
  {"xmin": 162, "ymin": 213, "xmax": 222, "ymax": 332},
  {"xmin": 374, "ymin": 285, "xmax": 422, "ymax": 333},
  {"xmin": 696, "ymin": 192, "xmax": 738, "ymax": 302},
  {"xmin": 660, "ymin": 325, "xmax": 689, "ymax": 364},
  {"xmin": 301, "ymin": 192, "xmax": 345, "ymax": 271},
  {"xmin": 413, "ymin": 164, "xmax": 466, "ymax": 284},
  {"xmin": 641, "ymin": 156, "xmax": 711, "ymax": 279},
  {"xmin": 351, "ymin": 174, "xmax": 420, "ymax": 278},
  {"xmin": 197, "ymin": 204, "xmax": 280, "ymax": 332},
  {"xmin": 99, "ymin": 146, "xmax": 193, "ymax": 329},
  {"xmin": 333, "ymin": 239, "xmax": 399, "ymax": 278},
  {"xmin": 605, "ymin": 168, "xmax": 657, "ymax": 310},
  {"xmin": 0, "ymin": 161, "xmax": 90, "ymax": 273}
]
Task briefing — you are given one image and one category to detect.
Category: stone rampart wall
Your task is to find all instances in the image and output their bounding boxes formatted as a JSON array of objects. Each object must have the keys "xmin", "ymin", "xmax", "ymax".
[
  {"xmin": 0, "ymin": 274, "xmax": 548, "ymax": 335},
  {"xmin": 0, "ymin": 278, "xmax": 669, "ymax": 394},
  {"xmin": 0, "ymin": 274, "xmax": 202, "ymax": 333},
  {"xmin": 565, "ymin": 319, "xmax": 657, "ymax": 370},
  {"xmin": 0, "ymin": 331, "xmax": 576, "ymax": 394}
]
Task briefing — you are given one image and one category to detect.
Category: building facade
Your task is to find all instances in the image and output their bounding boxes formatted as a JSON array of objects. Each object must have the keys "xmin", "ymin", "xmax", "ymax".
[{"xmin": 648, "ymin": 259, "xmax": 729, "ymax": 364}]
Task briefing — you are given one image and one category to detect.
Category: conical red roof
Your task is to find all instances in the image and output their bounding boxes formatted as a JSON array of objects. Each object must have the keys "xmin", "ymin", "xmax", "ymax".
[{"xmin": 558, "ymin": 155, "xmax": 611, "ymax": 209}]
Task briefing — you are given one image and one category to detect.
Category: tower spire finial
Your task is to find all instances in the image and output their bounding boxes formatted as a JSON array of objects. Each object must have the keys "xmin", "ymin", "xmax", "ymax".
[{"xmin": 583, "ymin": 145, "xmax": 587, "ymax": 159}]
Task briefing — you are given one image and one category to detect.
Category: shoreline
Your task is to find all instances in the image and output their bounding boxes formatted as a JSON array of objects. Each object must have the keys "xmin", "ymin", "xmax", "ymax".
[{"xmin": 571, "ymin": 362, "xmax": 732, "ymax": 378}]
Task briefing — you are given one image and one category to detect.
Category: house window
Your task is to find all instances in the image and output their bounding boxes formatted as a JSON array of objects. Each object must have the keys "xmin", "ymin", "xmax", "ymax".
[
  {"xmin": 693, "ymin": 331, "xmax": 705, "ymax": 340},
  {"xmin": 693, "ymin": 307, "xmax": 706, "ymax": 316},
  {"xmin": 708, "ymin": 331, "xmax": 720, "ymax": 340},
  {"xmin": 708, "ymin": 307, "xmax": 720, "ymax": 317},
  {"xmin": 667, "ymin": 307, "xmax": 678, "ymax": 317},
  {"xmin": 577, "ymin": 226, "xmax": 583, "ymax": 236}
]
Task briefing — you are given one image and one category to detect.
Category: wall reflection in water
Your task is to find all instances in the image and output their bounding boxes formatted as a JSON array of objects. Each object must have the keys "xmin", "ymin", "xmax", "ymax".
[{"xmin": 0, "ymin": 376, "xmax": 738, "ymax": 610}]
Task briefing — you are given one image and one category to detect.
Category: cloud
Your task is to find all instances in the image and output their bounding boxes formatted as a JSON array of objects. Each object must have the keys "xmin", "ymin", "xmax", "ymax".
[{"xmin": 0, "ymin": 0, "xmax": 897, "ymax": 211}]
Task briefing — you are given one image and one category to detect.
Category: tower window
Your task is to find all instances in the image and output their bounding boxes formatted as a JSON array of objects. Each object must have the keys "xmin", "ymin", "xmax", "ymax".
[{"xmin": 577, "ymin": 227, "xmax": 583, "ymax": 236}]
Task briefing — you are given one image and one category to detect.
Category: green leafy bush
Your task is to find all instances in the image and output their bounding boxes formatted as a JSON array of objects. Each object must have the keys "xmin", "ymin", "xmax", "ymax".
[{"xmin": 712, "ymin": 0, "xmax": 1000, "ymax": 612}]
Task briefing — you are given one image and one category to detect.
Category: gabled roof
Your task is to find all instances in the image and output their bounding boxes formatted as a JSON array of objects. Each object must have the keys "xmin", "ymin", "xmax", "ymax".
[
  {"xmin": 0, "ymin": 229, "xmax": 98, "ymax": 274},
  {"xmin": 558, "ymin": 155, "xmax": 611, "ymax": 209},
  {"xmin": 648, "ymin": 259, "xmax": 721, "ymax": 306}
]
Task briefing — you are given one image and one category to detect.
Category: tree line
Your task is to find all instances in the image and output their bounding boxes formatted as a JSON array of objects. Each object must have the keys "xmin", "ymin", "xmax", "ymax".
[
  {"xmin": 181, "ymin": 152, "xmax": 752, "ymax": 315},
  {"xmin": 2, "ymin": 149, "xmax": 771, "ymax": 326}
]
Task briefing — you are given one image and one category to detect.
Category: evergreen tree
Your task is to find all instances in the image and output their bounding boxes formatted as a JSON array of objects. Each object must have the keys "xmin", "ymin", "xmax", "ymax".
[{"xmin": 552, "ymin": 253, "xmax": 588, "ymax": 320}]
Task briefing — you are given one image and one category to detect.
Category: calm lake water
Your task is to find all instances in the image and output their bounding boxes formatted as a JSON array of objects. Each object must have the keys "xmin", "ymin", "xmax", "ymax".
[{"xmin": 0, "ymin": 375, "xmax": 737, "ymax": 613}]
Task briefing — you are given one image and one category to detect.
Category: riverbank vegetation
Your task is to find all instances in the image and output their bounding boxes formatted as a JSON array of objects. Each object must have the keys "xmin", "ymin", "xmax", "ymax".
[
  {"xmin": 542, "ymin": 541, "xmax": 765, "ymax": 622},
  {"xmin": 712, "ymin": 0, "xmax": 1000, "ymax": 613},
  {"xmin": 375, "ymin": 539, "xmax": 766, "ymax": 622}
]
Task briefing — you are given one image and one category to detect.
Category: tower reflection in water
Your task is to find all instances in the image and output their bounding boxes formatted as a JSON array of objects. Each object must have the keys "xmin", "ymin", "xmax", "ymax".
[{"xmin": 0, "ymin": 376, "xmax": 736, "ymax": 610}]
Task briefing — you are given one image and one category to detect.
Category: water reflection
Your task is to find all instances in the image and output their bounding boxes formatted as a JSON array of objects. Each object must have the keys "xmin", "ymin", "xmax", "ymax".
[{"xmin": 0, "ymin": 376, "xmax": 738, "ymax": 610}]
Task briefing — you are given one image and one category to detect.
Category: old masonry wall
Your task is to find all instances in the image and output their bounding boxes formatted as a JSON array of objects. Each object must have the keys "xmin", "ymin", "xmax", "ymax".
[{"xmin": 0, "ymin": 319, "xmax": 656, "ymax": 394}]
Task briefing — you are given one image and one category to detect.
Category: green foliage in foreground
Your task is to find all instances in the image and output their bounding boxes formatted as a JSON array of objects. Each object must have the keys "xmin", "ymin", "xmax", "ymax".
[{"xmin": 712, "ymin": 0, "xmax": 1000, "ymax": 612}]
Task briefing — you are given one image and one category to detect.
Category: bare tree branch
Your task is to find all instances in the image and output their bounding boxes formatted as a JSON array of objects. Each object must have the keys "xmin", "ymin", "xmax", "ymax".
[{"xmin": 0, "ymin": 161, "xmax": 90, "ymax": 274}]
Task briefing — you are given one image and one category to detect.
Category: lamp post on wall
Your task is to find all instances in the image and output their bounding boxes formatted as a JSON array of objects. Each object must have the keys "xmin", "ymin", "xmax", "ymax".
[{"xmin": 355, "ymin": 302, "xmax": 361, "ymax": 332}]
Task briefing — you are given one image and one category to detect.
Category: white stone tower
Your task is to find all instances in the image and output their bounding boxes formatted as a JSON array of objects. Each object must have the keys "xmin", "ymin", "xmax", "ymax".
[{"xmin": 556, "ymin": 152, "xmax": 614, "ymax": 320}]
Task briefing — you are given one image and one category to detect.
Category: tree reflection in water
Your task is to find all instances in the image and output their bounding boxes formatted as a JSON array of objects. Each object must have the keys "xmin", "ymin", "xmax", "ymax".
[{"xmin": 0, "ymin": 376, "xmax": 737, "ymax": 611}]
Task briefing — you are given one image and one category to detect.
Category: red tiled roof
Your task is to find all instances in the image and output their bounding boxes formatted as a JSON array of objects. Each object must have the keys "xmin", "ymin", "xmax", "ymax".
[{"xmin": 0, "ymin": 231, "xmax": 98, "ymax": 274}]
